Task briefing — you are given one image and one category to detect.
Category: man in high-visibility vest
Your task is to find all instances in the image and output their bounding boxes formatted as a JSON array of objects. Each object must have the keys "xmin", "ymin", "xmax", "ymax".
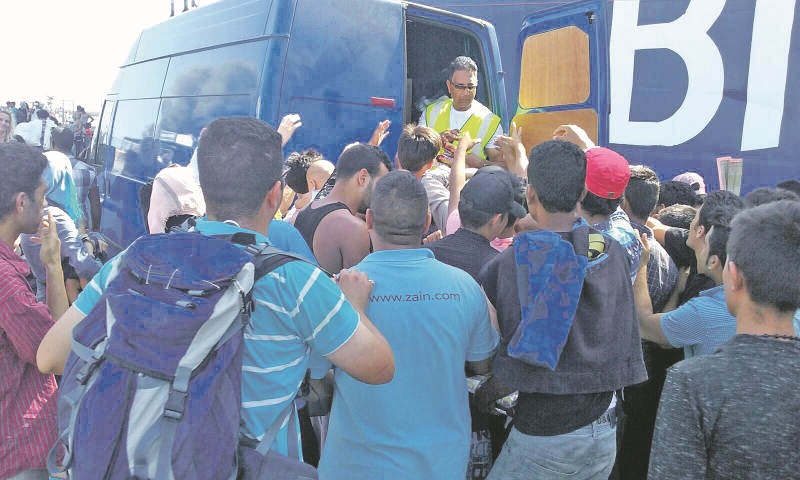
[{"xmin": 419, "ymin": 56, "xmax": 504, "ymax": 169}]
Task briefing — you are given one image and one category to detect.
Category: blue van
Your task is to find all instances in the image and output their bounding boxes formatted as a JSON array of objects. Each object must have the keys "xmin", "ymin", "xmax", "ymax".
[{"xmin": 89, "ymin": 0, "xmax": 508, "ymax": 255}]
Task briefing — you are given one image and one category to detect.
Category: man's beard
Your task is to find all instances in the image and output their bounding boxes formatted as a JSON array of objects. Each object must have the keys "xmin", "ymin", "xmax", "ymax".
[{"xmin": 356, "ymin": 181, "xmax": 373, "ymax": 215}]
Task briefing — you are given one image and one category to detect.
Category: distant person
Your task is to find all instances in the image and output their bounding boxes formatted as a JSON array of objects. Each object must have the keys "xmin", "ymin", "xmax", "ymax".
[
  {"xmin": 16, "ymin": 101, "xmax": 30, "ymax": 124},
  {"xmin": 419, "ymin": 56, "xmax": 503, "ymax": 168},
  {"xmin": 16, "ymin": 109, "xmax": 57, "ymax": 150},
  {"xmin": 50, "ymin": 127, "xmax": 101, "ymax": 232},
  {"xmin": 655, "ymin": 180, "xmax": 699, "ymax": 211},
  {"xmin": 0, "ymin": 142, "xmax": 69, "ymax": 480},
  {"xmin": 744, "ymin": 186, "xmax": 799, "ymax": 207},
  {"xmin": 146, "ymin": 164, "xmax": 206, "ymax": 234},
  {"xmin": 649, "ymin": 201, "xmax": 800, "ymax": 479},
  {"xmin": 654, "ymin": 204, "xmax": 696, "ymax": 229},
  {"xmin": 671, "ymin": 172, "xmax": 706, "ymax": 201},
  {"xmin": 0, "ymin": 109, "xmax": 24, "ymax": 143},
  {"xmin": 293, "ymin": 143, "xmax": 391, "ymax": 273},
  {"xmin": 318, "ymin": 171, "xmax": 498, "ymax": 479},
  {"xmin": 776, "ymin": 178, "xmax": 800, "ymax": 197}
]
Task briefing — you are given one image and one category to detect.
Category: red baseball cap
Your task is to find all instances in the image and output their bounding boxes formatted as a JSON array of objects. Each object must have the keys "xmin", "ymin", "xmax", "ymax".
[{"xmin": 585, "ymin": 147, "xmax": 630, "ymax": 200}]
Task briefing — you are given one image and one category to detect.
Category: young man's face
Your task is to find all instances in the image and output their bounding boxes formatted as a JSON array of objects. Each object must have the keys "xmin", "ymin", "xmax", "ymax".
[
  {"xmin": 447, "ymin": 69, "xmax": 478, "ymax": 112},
  {"xmin": 696, "ymin": 224, "xmax": 714, "ymax": 275},
  {"xmin": 686, "ymin": 204, "xmax": 705, "ymax": 252}
]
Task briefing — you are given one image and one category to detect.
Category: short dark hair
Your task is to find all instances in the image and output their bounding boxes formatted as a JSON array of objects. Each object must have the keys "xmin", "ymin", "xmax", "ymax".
[
  {"xmin": 447, "ymin": 56, "xmax": 478, "ymax": 79},
  {"xmin": 397, "ymin": 124, "xmax": 441, "ymax": 173},
  {"xmin": 528, "ymin": 140, "xmax": 586, "ymax": 213},
  {"xmin": 657, "ymin": 204, "xmax": 696, "ymax": 229},
  {"xmin": 744, "ymin": 187, "xmax": 800, "ymax": 207},
  {"xmin": 36, "ymin": 109, "xmax": 49, "ymax": 119},
  {"xmin": 284, "ymin": 149, "xmax": 323, "ymax": 194},
  {"xmin": 658, "ymin": 181, "xmax": 698, "ymax": 208},
  {"xmin": 776, "ymin": 178, "xmax": 800, "ymax": 197},
  {"xmin": 335, "ymin": 144, "xmax": 392, "ymax": 180},
  {"xmin": 458, "ymin": 198, "xmax": 496, "ymax": 230},
  {"xmin": 580, "ymin": 191, "xmax": 623, "ymax": 217},
  {"xmin": 197, "ymin": 117, "xmax": 283, "ymax": 221},
  {"xmin": 697, "ymin": 190, "xmax": 745, "ymax": 232},
  {"xmin": 51, "ymin": 127, "xmax": 74, "ymax": 152},
  {"xmin": 705, "ymin": 224, "xmax": 731, "ymax": 266},
  {"xmin": 369, "ymin": 171, "xmax": 429, "ymax": 246},
  {"xmin": 0, "ymin": 143, "xmax": 48, "ymax": 220},
  {"xmin": 728, "ymin": 201, "xmax": 800, "ymax": 312},
  {"xmin": 625, "ymin": 165, "xmax": 660, "ymax": 219}
]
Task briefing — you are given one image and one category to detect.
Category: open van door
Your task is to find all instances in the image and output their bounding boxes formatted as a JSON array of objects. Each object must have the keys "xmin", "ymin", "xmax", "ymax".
[{"xmin": 511, "ymin": 0, "xmax": 607, "ymax": 153}]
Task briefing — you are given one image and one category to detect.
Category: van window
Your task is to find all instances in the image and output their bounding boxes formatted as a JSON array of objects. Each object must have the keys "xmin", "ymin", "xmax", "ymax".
[
  {"xmin": 405, "ymin": 18, "xmax": 489, "ymax": 125},
  {"xmin": 91, "ymin": 100, "xmax": 115, "ymax": 169},
  {"xmin": 518, "ymin": 26, "xmax": 590, "ymax": 108},
  {"xmin": 157, "ymin": 95, "xmax": 252, "ymax": 166},
  {"xmin": 108, "ymin": 99, "xmax": 162, "ymax": 181}
]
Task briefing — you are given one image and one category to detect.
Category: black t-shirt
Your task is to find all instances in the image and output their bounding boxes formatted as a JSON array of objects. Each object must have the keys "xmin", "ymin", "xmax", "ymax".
[{"xmin": 426, "ymin": 228, "xmax": 498, "ymax": 282}]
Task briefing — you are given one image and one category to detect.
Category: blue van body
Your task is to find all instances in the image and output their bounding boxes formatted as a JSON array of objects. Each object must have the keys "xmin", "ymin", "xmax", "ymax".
[
  {"xmin": 91, "ymin": 0, "xmax": 507, "ymax": 255},
  {"xmin": 420, "ymin": 0, "xmax": 800, "ymax": 195}
]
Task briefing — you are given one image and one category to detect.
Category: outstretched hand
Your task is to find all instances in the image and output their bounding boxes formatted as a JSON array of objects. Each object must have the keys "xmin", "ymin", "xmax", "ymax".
[
  {"xmin": 636, "ymin": 229, "xmax": 652, "ymax": 265},
  {"xmin": 277, "ymin": 114, "xmax": 302, "ymax": 146},
  {"xmin": 369, "ymin": 120, "xmax": 391, "ymax": 146},
  {"xmin": 553, "ymin": 124, "xmax": 595, "ymax": 150}
]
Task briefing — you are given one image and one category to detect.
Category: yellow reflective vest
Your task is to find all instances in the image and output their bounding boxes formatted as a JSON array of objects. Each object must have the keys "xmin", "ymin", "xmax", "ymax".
[{"xmin": 424, "ymin": 98, "xmax": 501, "ymax": 160}]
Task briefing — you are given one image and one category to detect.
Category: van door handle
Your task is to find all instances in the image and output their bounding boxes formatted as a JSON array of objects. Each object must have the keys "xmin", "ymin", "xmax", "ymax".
[{"xmin": 370, "ymin": 97, "xmax": 396, "ymax": 108}]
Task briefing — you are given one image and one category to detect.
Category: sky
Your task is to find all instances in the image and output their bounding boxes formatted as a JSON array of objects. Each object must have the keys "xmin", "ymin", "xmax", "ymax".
[{"xmin": 4, "ymin": 0, "xmax": 222, "ymax": 114}]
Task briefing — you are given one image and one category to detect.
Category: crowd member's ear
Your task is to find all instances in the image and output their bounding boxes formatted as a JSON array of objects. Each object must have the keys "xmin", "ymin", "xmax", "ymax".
[
  {"xmin": 357, "ymin": 168, "xmax": 370, "ymax": 187},
  {"xmin": 365, "ymin": 208, "xmax": 374, "ymax": 231},
  {"xmin": 706, "ymin": 252, "xmax": 722, "ymax": 271},
  {"xmin": 725, "ymin": 260, "xmax": 746, "ymax": 292},
  {"xmin": 265, "ymin": 180, "xmax": 283, "ymax": 209}
]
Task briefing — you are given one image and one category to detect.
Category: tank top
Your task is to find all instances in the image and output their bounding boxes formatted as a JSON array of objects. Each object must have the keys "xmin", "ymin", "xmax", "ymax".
[{"xmin": 293, "ymin": 202, "xmax": 350, "ymax": 250}]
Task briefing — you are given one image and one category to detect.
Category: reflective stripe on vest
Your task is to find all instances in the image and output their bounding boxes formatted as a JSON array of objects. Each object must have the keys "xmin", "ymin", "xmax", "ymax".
[{"xmin": 424, "ymin": 98, "xmax": 501, "ymax": 160}]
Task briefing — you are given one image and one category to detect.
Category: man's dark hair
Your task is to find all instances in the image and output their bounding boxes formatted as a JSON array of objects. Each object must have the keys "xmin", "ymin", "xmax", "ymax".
[
  {"xmin": 744, "ymin": 187, "xmax": 800, "ymax": 207},
  {"xmin": 658, "ymin": 180, "xmax": 698, "ymax": 208},
  {"xmin": 0, "ymin": 143, "xmax": 48, "ymax": 220},
  {"xmin": 580, "ymin": 192, "xmax": 623, "ymax": 217},
  {"xmin": 697, "ymin": 190, "xmax": 745, "ymax": 232},
  {"xmin": 335, "ymin": 144, "xmax": 392, "ymax": 180},
  {"xmin": 51, "ymin": 127, "xmax": 74, "ymax": 153},
  {"xmin": 528, "ymin": 140, "xmax": 586, "ymax": 213},
  {"xmin": 625, "ymin": 165, "xmax": 660, "ymax": 220},
  {"xmin": 370, "ymin": 171, "xmax": 429, "ymax": 246},
  {"xmin": 284, "ymin": 149, "xmax": 323, "ymax": 194},
  {"xmin": 458, "ymin": 198, "xmax": 496, "ymax": 230},
  {"xmin": 776, "ymin": 178, "xmax": 800, "ymax": 197},
  {"xmin": 197, "ymin": 117, "xmax": 283, "ymax": 221},
  {"xmin": 447, "ymin": 56, "xmax": 478, "ymax": 79},
  {"xmin": 36, "ymin": 109, "xmax": 49, "ymax": 119},
  {"xmin": 657, "ymin": 204, "xmax": 696, "ymax": 229},
  {"xmin": 728, "ymin": 201, "xmax": 800, "ymax": 312},
  {"xmin": 705, "ymin": 224, "xmax": 731, "ymax": 267},
  {"xmin": 397, "ymin": 124, "xmax": 441, "ymax": 173}
]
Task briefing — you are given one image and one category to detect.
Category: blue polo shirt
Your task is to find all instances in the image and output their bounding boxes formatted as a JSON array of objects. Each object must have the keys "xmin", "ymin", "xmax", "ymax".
[
  {"xmin": 318, "ymin": 248, "xmax": 498, "ymax": 480},
  {"xmin": 267, "ymin": 219, "xmax": 317, "ymax": 265},
  {"xmin": 661, "ymin": 285, "xmax": 736, "ymax": 358},
  {"xmin": 73, "ymin": 219, "xmax": 359, "ymax": 457}
]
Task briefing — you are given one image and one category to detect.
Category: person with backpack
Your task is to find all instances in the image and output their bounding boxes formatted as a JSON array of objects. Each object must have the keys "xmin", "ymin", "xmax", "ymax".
[{"xmin": 36, "ymin": 117, "xmax": 395, "ymax": 479}]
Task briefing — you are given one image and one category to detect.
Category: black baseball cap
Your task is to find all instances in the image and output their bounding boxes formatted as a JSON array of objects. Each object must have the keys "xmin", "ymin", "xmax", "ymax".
[{"xmin": 460, "ymin": 167, "xmax": 527, "ymax": 219}]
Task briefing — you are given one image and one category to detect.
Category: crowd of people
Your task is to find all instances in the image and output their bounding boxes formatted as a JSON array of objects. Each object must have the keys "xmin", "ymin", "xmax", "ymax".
[{"xmin": 1, "ymin": 56, "xmax": 799, "ymax": 480}]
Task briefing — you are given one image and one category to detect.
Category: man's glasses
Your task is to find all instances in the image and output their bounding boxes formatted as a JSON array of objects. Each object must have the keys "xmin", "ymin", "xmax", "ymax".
[{"xmin": 450, "ymin": 82, "xmax": 478, "ymax": 92}]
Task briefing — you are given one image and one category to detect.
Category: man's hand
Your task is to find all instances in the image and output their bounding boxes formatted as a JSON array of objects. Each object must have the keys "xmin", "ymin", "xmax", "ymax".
[
  {"xmin": 495, "ymin": 123, "xmax": 527, "ymax": 177},
  {"xmin": 553, "ymin": 124, "xmax": 595, "ymax": 150},
  {"xmin": 440, "ymin": 129, "xmax": 459, "ymax": 145},
  {"xmin": 34, "ymin": 211, "xmax": 61, "ymax": 269},
  {"xmin": 335, "ymin": 269, "xmax": 375, "ymax": 312},
  {"xmin": 368, "ymin": 120, "xmax": 391, "ymax": 146},
  {"xmin": 422, "ymin": 230, "xmax": 442, "ymax": 245},
  {"xmin": 277, "ymin": 114, "xmax": 302, "ymax": 146},
  {"xmin": 455, "ymin": 131, "xmax": 480, "ymax": 153}
]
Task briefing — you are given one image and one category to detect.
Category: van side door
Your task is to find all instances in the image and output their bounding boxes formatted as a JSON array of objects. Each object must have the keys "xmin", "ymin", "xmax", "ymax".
[{"xmin": 512, "ymin": 0, "xmax": 607, "ymax": 154}]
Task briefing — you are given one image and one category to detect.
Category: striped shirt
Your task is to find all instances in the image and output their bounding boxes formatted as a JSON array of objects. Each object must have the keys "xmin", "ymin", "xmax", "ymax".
[
  {"xmin": 660, "ymin": 285, "xmax": 736, "ymax": 358},
  {"xmin": 68, "ymin": 155, "xmax": 97, "ymax": 228},
  {"xmin": 0, "ymin": 240, "xmax": 58, "ymax": 479},
  {"xmin": 591, "ymin": 208, "xmax": 643, "ymax": 284},
  {"xmin": 73, "ymin": 219, "xmax": 359, "ymax": 458}
]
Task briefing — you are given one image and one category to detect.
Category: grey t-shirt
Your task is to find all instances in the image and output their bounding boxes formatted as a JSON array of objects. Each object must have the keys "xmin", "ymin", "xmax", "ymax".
[{"xmin": 649, "ymin": 334, "xmax": 800, "ymax": 479}]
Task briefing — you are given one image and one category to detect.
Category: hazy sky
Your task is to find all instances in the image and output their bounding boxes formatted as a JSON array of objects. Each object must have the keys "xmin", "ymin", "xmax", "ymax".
[{"xmin": 4, "ymin": 0, "xmax": 222, "ymax": 113}]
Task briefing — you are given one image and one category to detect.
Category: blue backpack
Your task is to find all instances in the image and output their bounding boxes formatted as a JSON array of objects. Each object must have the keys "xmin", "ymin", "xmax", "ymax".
[{"xmin": 48, "ymin": 232, "xmax": 318, "ymax": 480}]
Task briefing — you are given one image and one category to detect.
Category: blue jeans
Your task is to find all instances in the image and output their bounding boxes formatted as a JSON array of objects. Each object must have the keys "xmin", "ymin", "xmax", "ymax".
[{"xmin": 487, "ymin": 413, "xmax": 617, "ymax": 480}]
